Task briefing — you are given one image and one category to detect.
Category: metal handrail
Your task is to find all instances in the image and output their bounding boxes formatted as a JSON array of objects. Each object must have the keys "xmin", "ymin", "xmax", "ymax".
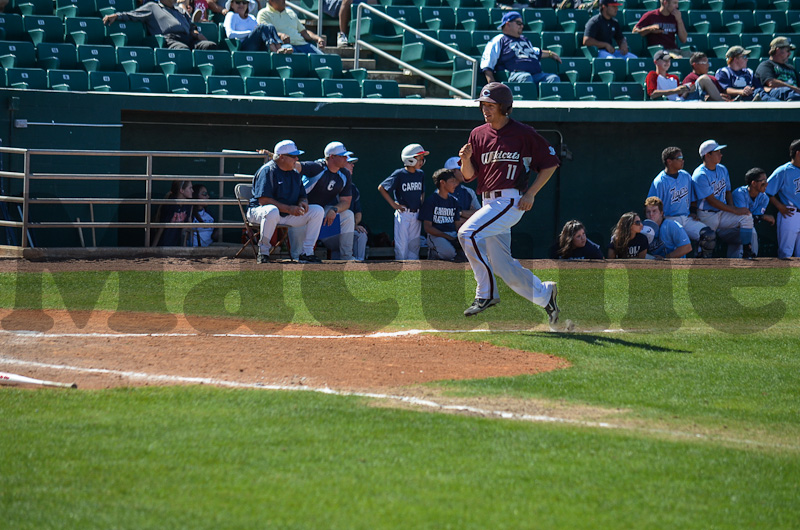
[
  {"xmin": 286, "ymin": 0, "xmax": 323, "ymax": 43},
  {"xmin": 0, "ymin": 148, "xmax": 268, "ymax": 249},
  {"xmin": 353, "ymin": 3, "xmax": 479, "ymax": 99}
]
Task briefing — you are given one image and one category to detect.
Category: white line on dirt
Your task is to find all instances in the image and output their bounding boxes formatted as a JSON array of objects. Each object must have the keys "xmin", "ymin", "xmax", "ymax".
[{"xmin": 0, "ymin": 356, "xmax": 795, "ymax": 451}]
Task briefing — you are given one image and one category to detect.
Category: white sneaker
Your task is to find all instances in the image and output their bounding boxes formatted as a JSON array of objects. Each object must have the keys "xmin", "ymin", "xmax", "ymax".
[{"xmin": 337, "ymin": 32, "xmax": 348, "ymax": 47}]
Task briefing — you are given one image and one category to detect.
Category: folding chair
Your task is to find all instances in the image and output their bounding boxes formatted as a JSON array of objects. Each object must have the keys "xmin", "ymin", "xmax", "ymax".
[{"xmin": 234, "ymin": 183, "xmax": 287, "ymax": 259}]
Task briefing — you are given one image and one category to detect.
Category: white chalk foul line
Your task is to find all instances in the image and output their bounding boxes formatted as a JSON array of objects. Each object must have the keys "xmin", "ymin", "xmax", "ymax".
[{"xmin": 0, "ymin": 356, "xmax": 795, "ymax": 451}]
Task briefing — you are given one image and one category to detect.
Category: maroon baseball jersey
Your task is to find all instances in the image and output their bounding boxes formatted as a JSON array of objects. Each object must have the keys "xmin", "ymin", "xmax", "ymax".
[{"xmin": 468, "ymin": 119, "xmax": 560, "ymax": 194}]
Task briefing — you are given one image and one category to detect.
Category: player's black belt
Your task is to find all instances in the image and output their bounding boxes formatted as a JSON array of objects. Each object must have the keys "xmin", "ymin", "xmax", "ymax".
[
  {"xmin": 482, "ymin": 189, "xmax": 519, "ymax": 200},
  {"xmin": 404, "ymin": 208, "xmax": 418, "ymax": 213}
]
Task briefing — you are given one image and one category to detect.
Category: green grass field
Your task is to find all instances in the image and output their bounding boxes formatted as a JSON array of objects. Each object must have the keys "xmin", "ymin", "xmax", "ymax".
[{"xmin": 1, "ymin": 266, "xmax": 799, "ymax": 529}]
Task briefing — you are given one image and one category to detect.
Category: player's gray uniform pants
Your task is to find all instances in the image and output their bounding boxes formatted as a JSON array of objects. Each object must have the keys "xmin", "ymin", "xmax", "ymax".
[
  {"xmin": 427, "ymin": 232, "xmax": 458, "ymax": 261},
  {"xmin": 247, "ymin": 204, "xmax": 323, "ymax": 260},
  {"xmin": 697, "ymin": 210, "xmax": 754, "ymax": 233},
  {"xmin": 294, "ymin": 207, "xmax": 355, "ymax": 260},
  {"xmin": 666, "ymin": 214, "xmax": 709, "ymax": 241},
  {"xmin": 727, "ymin": 228, "xmax": 759, "ymax": 258},
  {"xmin": 457, "ymin": 189, "xmax": 553, "ymax": 305},
  {"xmin": 777, "ymin": 206, "xmax": 800, "ymax": 258}
]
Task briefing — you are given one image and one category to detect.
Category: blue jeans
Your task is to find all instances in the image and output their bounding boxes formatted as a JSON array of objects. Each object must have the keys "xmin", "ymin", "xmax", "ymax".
[
  {"xmin": 239, "ymin": 24, "xmax": 282, "ymax": 52},
  {"xmin": 292, "ymin": 43, "xmax": 324, "ymax": 55},
  {"xmin": 757, "ymin": 86, "xmax": 800, "ymax": 101},
  {"xmin": 508, "ymin": 71, "xmax": 560, "ymax": 85},
  {"xmin": 597, "ymin": 49, "xmax": 637, "ymax": 59}
]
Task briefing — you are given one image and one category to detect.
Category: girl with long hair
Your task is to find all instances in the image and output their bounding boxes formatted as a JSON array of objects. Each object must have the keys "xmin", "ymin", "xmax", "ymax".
[{"xmin": 608, "ymin": 211, "xmax": 647, "ymax": 259}]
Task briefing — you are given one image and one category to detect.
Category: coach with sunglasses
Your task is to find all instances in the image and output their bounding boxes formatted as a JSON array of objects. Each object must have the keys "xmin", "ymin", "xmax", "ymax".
[{"xmin": 103, "ymin": 0, "xmax": 219, "ymax": 50}]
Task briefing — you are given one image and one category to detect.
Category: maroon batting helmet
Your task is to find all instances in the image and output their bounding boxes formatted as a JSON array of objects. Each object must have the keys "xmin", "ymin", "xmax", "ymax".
[{"xmin": 477, "ymin": 82, "xmax": 513, "ymax": 115}]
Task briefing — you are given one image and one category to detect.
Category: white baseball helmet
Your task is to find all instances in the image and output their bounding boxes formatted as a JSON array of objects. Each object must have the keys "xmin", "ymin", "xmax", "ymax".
[
  {"xmin": 401, "ymin": 143, "xmax": 429, "ymax": 166},
  {"xmin": 641, "ymin": 221, "xmax": 657, "ymax": 245}
]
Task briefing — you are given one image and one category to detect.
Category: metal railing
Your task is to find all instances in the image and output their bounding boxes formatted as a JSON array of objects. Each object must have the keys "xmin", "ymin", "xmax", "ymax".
[
  {"xmin": 352, "ymin": 3, "xmax": 479, "ymax": 99},
  {"xmin": 286, "ymin": 0, "xmax": 324, "ymax": 44},
  {"xmin": 0, "ymin": 148, "xmax": 268, "ymax": 249}
]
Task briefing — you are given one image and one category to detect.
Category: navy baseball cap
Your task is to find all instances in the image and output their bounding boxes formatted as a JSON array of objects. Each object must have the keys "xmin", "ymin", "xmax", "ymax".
[{"xmin": 497, "ymin": 11, "xmax": 522, "ymax": 30}]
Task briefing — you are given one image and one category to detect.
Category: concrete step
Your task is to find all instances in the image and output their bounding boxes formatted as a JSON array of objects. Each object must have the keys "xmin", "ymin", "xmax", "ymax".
[
  {"xmin": 342, "ymin": 58, "xmax": 376, "ymax": 70},
  {"xmin": 399, "ymin": 84, "xmax": 426, "ymax": 98}
]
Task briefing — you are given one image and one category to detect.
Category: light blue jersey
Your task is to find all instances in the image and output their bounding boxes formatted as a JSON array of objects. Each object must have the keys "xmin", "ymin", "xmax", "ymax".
[
  {"xmin": 648, "ymin": 169, "xmax": 694, "ymax": 217},
  {"xmin": 644, "ymin": 218, "xmax": 690, "ymax": 257},
  {"xmin": 766, "ymin": 161, "xmax": 800, "ymax": 210},
  {"xmin": 732, "ymin": 185, "xmax": 769, "ymax": 216},
  {"xmin": 692, "ymin": 163, "xmax": 731, "ymax": 212}
]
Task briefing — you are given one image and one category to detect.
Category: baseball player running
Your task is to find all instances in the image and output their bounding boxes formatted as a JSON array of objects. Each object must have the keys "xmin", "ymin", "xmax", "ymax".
[{"xmin": 457, "ymin": 82, "xmax": 560, "ymax": 324}]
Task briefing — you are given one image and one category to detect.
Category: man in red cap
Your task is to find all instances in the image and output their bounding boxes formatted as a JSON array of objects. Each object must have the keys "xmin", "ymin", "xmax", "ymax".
[
  {"xmin": 457, "ymin": 82, "xmax": 561, "ymax": 326},
  {"xmin": 583, "ymin": 0, "xmax": 637, "ymax": 59}
]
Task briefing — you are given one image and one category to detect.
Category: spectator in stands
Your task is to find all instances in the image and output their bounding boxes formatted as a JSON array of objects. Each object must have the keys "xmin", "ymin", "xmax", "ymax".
[
  {"xmin": 247, "ymin": 139, "xmax": 324, "ymax": 263},
  {"xmin": 153, "ymin": 180, "xmax": 193, "ymax": 247},
  {"xmin": 480, "ymin": 11, "xmax": 561, "ymax": 86},
  {"xmin": 550, "ymin": 220, "xmax": 604, "ymax": 259},
  {"xmin": 322, "ymin": 0, "xmax": 378, "ymax": 48},
  {"xmin": 189, "ymin": 184, "xmax": 218, "ymax": 247},
  {"xmin": 729, "ymin": 168, "xmax": 774, "ymax": 258},
  {"xmin": 691, "ymin": 140, "xmax": 755, "ymax": 259},
  {"xmin": 643, "ymin": 196, "xmax": 692, "ymax": 258},
  {"xmin": 420, "ymin": 169, "xmax": 464, "ymax": 262},
  {"xmin": 224, "ymin": 0, "xmax": 287, "ymax": 52},
  {"xmin": 646, "ymin": 49, "xmax": 696, "ymax": 100},
  {"xmin": 632, "ymin": 0, "xmax": 687, "ymax": 55},
  {"xmin": 444, "ymin": 156, "xmax": 480, "ymax": 221},
  {"xmin": 716, "ymin": 46, "xmax": 761, "ymax": 102},
  {"xmin": 582, "ymin": 0, "xmax": 637, "ymax": 59},
  {"xmin": 766, "ymin": 139, "xmax": 800, "ymax": 258},
  {"xmin": 103, "ymin": 0, "xmax": 219, "ymax": 50},
  {"xmin": 754, "ymin": 37, "xmax": 800, "ymax": 102},
  {"xmin": 608, "ymin": 211, "xmax": 648, "ymax": 259},
  {"xmin": 257, "ymin": 0, "xmax": 326, "ymax": 54},
  {"xmin": 682, "ymin": 52, "xmax": 725, "ymax": 102}
]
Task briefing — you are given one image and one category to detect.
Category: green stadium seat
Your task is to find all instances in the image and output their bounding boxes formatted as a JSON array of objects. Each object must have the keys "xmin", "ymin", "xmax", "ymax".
[
  {"xmin": 450, "ymin": 54, "xmax": 479, "ymax": 92},
  {"xmin": 523, "ymin": 31, "xmax": 541, "ymax": 48},
  {"xmin": 560, "ymin": 57, "xmax": 591, "ymax": 83},
  {"xmin": 538, "ymin": 82, "xmax": 574, "ymax": 101},
  {"xmin": 788, "ymin": 10, "xmax": 800, "ymax": 33},
  {"xmin": 437, "ymin": 29, "xmax": 472, "ymax": 60},
  {"xmin": 541, "ymin": 31, "xmax": 576, "ymax": 58},
  {"xmin": 721, "ymin": 10, "xmax": 757, "ymax": 34},
  {"xmin": 504, "ymin": 81, "xmax": 537, "ymax": 100},
  {"xmin": 116, "ymin": 45, "xmax": 155, "ymax": 74},
  {"xmin": 362, "ymin": 78, "xmax": 400, "ymax": 98},
  {"xmin": 309, "ymin": 53, "xmax": 343, "ymax": 79},
  {"xmin": 128, "ymin": 72, "xmax": 168, "ymax": 93},
  {"xmin": 592, "ymin": 57, "xmax": 626, "ymax": 83},
  {"xmin": 196, "ymin": 21, "xmax": 221, "ymax": 43},
  {"xmin": 471, "ymin": 29, "xmax": 495, "ymax": 54},
  {"xmin": 621, "ymin": 8, "xmax": 647, "ymax": 30},
  {"xmin": 167, "ymin": 73, "xmax": 206, "ymax": 94},
  {"xmin": 232, "ymin": 50, "xmax": 271, "ymax": 78},
  {"xmin": 24, "ymin": 16, "xmax": 65, "ymax": 45},
  {"xmin": 753, "ymin": 11, "xmax": 787, "ymax": 34},
  {"xmin": 89, "ymin": 70, "xmax": 127, "ymax": 91},
  {"xmin": 56, "ymin": 0, "xmax": 97, "ymax": 19},
  {"xmin": 155, "ymin": 47, "xmax": 193, "ymax": 74},
  {"xmin": 0, "ymin": 14, "xmax": 26, "ymax": 41},
  {"xmin": 322, "ymin": 78, "xmax": 361, "ymax": 97},
  {"xmin": 104, "ymin": 20, "xmax": 145, "ymax": 47},
  {"xmin": 245, "ymin": 76, "xmax": 284, "ymax": 96},
  {"xmin": 523, "ymin": 8, "xmax": 559, "ymax": 33},
  {"xmin": 626, "ymin": 56, "xmax": 651, "ymax": 83},
  {"xmin": 421, "ymin": 6, "xmax": 456, "ymax": 30},
  {"xmin": 557, "ymin": 9, "xmax": 590, "ymax": 33},
  {"xmin": 687, "ymin": 10, "xmax": 724, "ymax": 33},
  {"xmin": 739, "ymin": 33, "xmax": 771, "ymax": 59},
  {"xmin": 192, "ymin": 49, "xmax": 232, "ymax": 77},
  {"xmin": 574, "ymin": 82, "xmax": 610, "ymax": 101},
  {"xmin": 400, "ymin": 29, "xmax": 453, "ymax": 71},
  {"xmin": 681, "ymin": 32, "xmax": 708, "ymax": 55},
  {"xmin": 0, "ymin": 41, "xmax": 36, "ymax": 68},
  {"xmin": 5, "ymin": 67, "xmax": 47, "ymax": 89},
  {"xmin": 386, "ymin": 5, "xmax": 422, "ymax": 32},
  {"xmin": 95, "ymin": 0, "xmax": 135, "ymax": 17},
  {"xmin": 456, "ymin": 7, "xmax": 490, "ymax": 31},
  {"xmin": 37, "ymin": 42, "xmax": 78, "ymax": 70},
  {"xmin": 775, "ymin": 0, "xmax": 800, "ymax": 9},
  {"xmin": 708, "ymin": 57, "xmax": 726, "ymax": 72},
  {"xmin": 669, "ymin": 57, "xmax": 691, "ymax": 79},
  {"xmin": 47, "ymin": 68, "xmax": 88, "ymax": 90},
  {"xmin": 64, "ymin": 17, "xmax": 106, "ymax": 45},
  {"xmin": 271, "ymin": 52, "xmax": 310, "ymax": 78},
  {"xmin": 348, "ymin": 5, "xmax": 397, "ymax": 46},
  {"xmin": 14, "ymin": 0, "xmax": 53, "ymax": 16},
  {"xmin": 206, "ymin": 74, "xmax": 244, "ymax": 94},
  {"xmin": 284, "ymin": 77, "xmax": 322, "ymax": 97},
  {"xmin": 445, "ymin": 0, "xmax": 494, "ymax": 9},
  {"xmin": 707, "ymin": 33, "xmax": 740, "ymax": 58},
  {"xmin": 489, "ymin": 8, "xmax": 506, "ymax": 29},
  {"xmin": 77, "ymin": 43, "xmax": 116, "ymax": 72},
  {"xmin": 623, "ymin": 31, "xmax": 645, "ymax": 57},
  {"xmin": 624, "ymin": 0, "xmax": 646, "ymax": 7},
  {"xmin": 609, "ymin": 81, "xmax": 645, "ymax": 100}
]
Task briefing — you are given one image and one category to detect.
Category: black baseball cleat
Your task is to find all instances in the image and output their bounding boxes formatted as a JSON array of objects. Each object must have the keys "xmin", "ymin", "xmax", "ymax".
[
  {"xmin": 743, "ymin": 244, "xmax": 756, "ymax": 260},
  {"xmin": 544, "ymin": 282, "xmax": 560, "ymax": 326},
  {"xmin": 464, "ymin": 298, "xmax": 500, "ymax": 317},
  {"xmin": 256, "ymin": 252, "xmax": 270, "ymax": 264},
  {"xmin": 297, "ymin": 253, "xmax": 322, "ymax": 263}
]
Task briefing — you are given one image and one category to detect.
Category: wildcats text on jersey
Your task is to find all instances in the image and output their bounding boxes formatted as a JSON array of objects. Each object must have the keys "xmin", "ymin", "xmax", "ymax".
[{"xmin": 481, "ymin": 150, "xmax": 521, "ymax": 165}]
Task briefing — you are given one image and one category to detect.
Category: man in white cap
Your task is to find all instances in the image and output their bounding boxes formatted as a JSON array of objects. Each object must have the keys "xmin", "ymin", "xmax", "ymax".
[
  {"xmin": 294, "ymin": 141, "xmax": 357, "ymax": 260},
  {"xmin": 480, "ymin": 10, "xmax": 561, "ymax": 85},
  {"xmin": 754, "ymin": 36, "xmax": 800, "ymax": 101},
  {"xmin": 691, "ymin": 140, "xmax": 755, "ymax": 259},
  {"xmin": 247, "ymin": 139, "xmax": 324, "ymax": 263},
  {"xmin": 444, "ymin": 156, "xmax": 480, "ymax": 220}
]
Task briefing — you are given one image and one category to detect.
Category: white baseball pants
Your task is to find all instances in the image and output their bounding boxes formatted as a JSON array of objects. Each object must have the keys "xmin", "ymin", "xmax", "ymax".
[
  {"xmin": 427, "ymin": 232, "xmax": 458, "ymax": 261},
  {"xmin": 457, "ymin": 192, "xmax": 552, "ymax": 305},
  {"xmin": 247, "ymin": 204, "xmax": 323, "ymax": 259},
  {"xmin": 697, "ymin": 210, "xmax": 754, "ymax": 232},
  {"xmin": 777, "ymin": 206, "xmax": 800, "ymax": 258},
  {"xmin": 666, "ymin": 214, "xmax": 710, "ymax": 241},
  {"xmin": 394, "ymin": 209, "xmax": 420, "ymax": 260}
]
